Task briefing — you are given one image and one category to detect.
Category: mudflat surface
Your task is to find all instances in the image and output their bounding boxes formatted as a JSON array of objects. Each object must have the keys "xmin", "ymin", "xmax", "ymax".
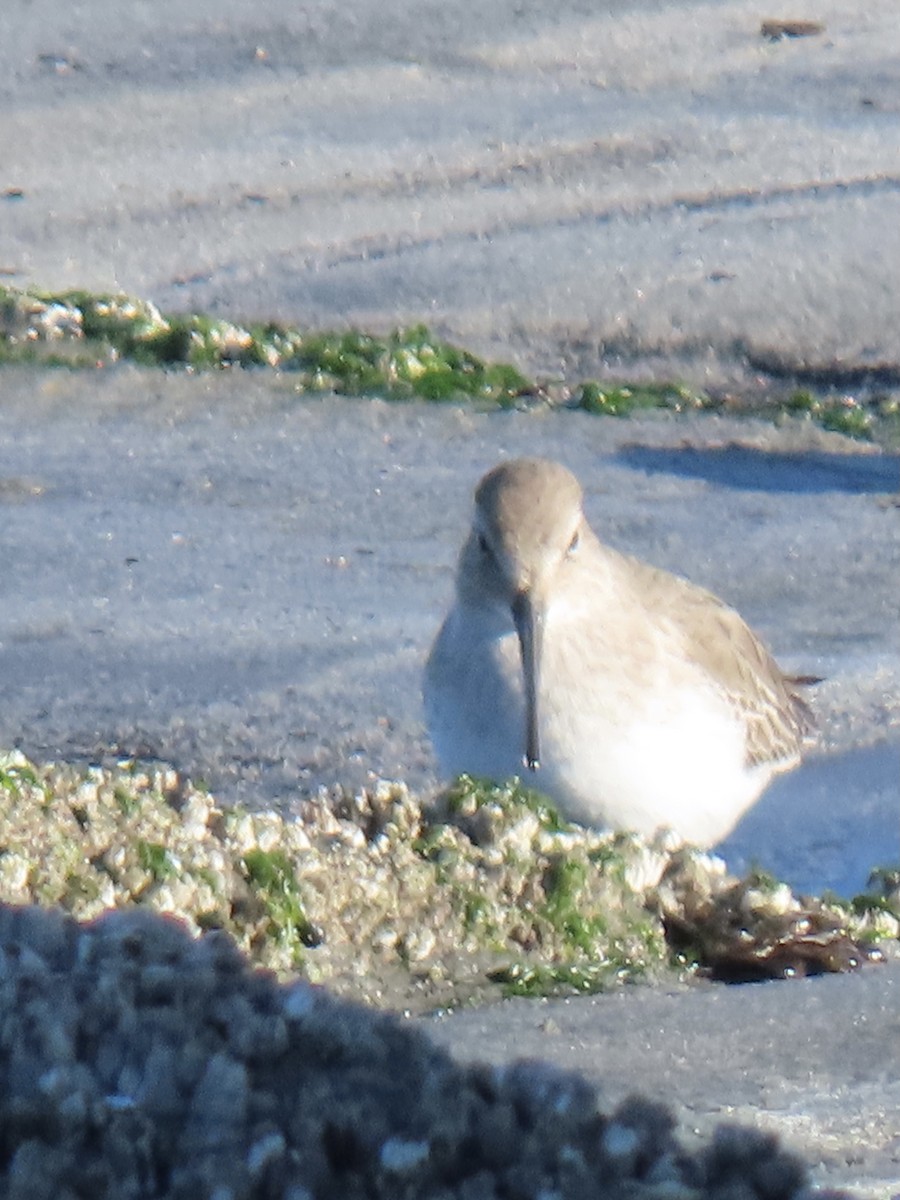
[
  {"xmin": 3, "ymin": 0, "xmax": 900, "ymax": 384},
  {"xmin": 0, "ymin": 370, "xmax": 896, "ymax": 899},
  {"xmin": 2, "ymin": 1, "xmax": 900, "ymax": 1194},
  {"xmin": 425, "ymin": 959, "xmax": 900, "ymax": 1199},
  {"xmin": 0, "ymin": 372, "xmax": 898, "ymax": 1198}
]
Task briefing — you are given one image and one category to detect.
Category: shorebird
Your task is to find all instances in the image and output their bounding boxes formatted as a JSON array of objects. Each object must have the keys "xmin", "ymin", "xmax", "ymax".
[{"xmin": 424, "ymin": 457, "xmax": 812, "ymax": 847}]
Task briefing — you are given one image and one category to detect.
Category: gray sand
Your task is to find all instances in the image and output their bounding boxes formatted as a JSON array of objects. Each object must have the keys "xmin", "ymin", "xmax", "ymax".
[
  {"xmin": 427, "ymin": 959, "xmax": 900, "ymax": 1198},
  {"xmin": 0, "ymin": 369, "xmax": 895, "ymax": 896},
  {"xmin": 0, "ymin": 370, "xmax": 897, "ymax": 1195},
  {"xmin": 4, "ymin": 0, "xmax": 900, "ymax": 384},
  {"xmin": 2, "ymin": 0, "xmax": 900, "ymax": 1195}
]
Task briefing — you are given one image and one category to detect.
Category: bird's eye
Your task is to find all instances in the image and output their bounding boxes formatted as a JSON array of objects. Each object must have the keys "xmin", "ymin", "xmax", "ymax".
[
  {"xmin": 567, "ymin": 529, "xmax": 580, "ymax": 556},
  {"xmin": 478, "ymin": 533, "xmax": 490, "ymax": 554}
]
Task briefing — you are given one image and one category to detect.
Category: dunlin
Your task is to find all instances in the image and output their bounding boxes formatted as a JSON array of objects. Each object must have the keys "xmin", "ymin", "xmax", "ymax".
[{"xmin": 424, "ymin": 457, "xmax": 812, "ymax": 847}]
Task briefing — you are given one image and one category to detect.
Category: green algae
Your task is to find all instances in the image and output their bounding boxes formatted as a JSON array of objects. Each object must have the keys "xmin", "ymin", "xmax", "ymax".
[
  {"xmin": 490, "ymin": 957, "xmax": 645, "ymax": 998},
  {"xmin": 442, "ymin": 773, "xmax": 572, "ymax": 835},
  {"xmin": 428, "ymin": 776, "xmax": 673, "ymax": 991},
  {"xmin": 0, "ymin": 751, "xmax": 892, "ymax": 1009},
  {"xmin": 541, "ymin": 857, "xmax": 610, "ymax": 954},
  {"xmin": 786, "ymin": 388, "xmax": 877, "ymax": 440},
  {"xmin": 576, "ymin": 380, "xmax": 707, "ymax": 417},
  {"xmin": 0, "ymin": 752, "xmax": 672, "ymax": 1006},
  {"xmin": 576, "ymin": 378, "xmax": 897, "ymax": 441},
  {"xmin": 136, "ymin": 840, "xmax": 177, "ymax": 882},
  {"xmin": 2, "ymin": 284, "xmax": 896, "ymax": 439},
  {"xmin": 0, "ymin": 759, "xmax": 40, "ymax": 790},
  {"xmin": 0, "ymin": 286, "xmax": 532, "ymax": 405},
  {"xmin": 848, "ymin": 866, "xmax": 900, "ymax": 934},
  {"xmin": 241, "ymin": 847, "xmax": 319, "ymax": 952},
  {"xmin": 113, "ymin": 785, "xmax": 141, "ymax": 817}
]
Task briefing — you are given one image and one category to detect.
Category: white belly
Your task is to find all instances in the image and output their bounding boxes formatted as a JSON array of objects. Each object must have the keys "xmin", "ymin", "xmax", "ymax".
[{"xmin": 425, "ymin": 607, "xmax": 773, "ymax": 848}]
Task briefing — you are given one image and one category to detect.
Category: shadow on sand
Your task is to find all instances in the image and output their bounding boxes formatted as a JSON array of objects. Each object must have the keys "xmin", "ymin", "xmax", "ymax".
[{"xmin": 616, "ymin": 444, "xmax": 900, "ymax": 495}]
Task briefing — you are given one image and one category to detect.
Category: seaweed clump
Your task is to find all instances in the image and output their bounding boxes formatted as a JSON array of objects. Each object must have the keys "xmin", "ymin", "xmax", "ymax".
[
  {"xmin": 0, "ymin": 754, "xmax": 892, "ymax": 1012},
  {"xmin": 0, "ymin": 286, "xmax": 532, "ymax": 405}
]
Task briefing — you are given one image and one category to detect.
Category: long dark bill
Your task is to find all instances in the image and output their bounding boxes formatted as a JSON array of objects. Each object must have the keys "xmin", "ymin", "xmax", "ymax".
[{"xmin": 511, "ymin": 589, "xmax": 543, "ymax": 772}]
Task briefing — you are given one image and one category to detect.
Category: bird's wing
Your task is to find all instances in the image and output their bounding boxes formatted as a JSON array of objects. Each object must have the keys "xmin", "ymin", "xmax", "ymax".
[{"xmin": 620, "ymin": 553, "xmax": 813, "ymax": 768}]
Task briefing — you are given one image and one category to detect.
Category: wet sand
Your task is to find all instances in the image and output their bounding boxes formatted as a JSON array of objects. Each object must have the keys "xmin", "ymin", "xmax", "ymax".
[{"xmin": 2, "ymin": 1, "xmax": 900, "ymax": 1193}]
